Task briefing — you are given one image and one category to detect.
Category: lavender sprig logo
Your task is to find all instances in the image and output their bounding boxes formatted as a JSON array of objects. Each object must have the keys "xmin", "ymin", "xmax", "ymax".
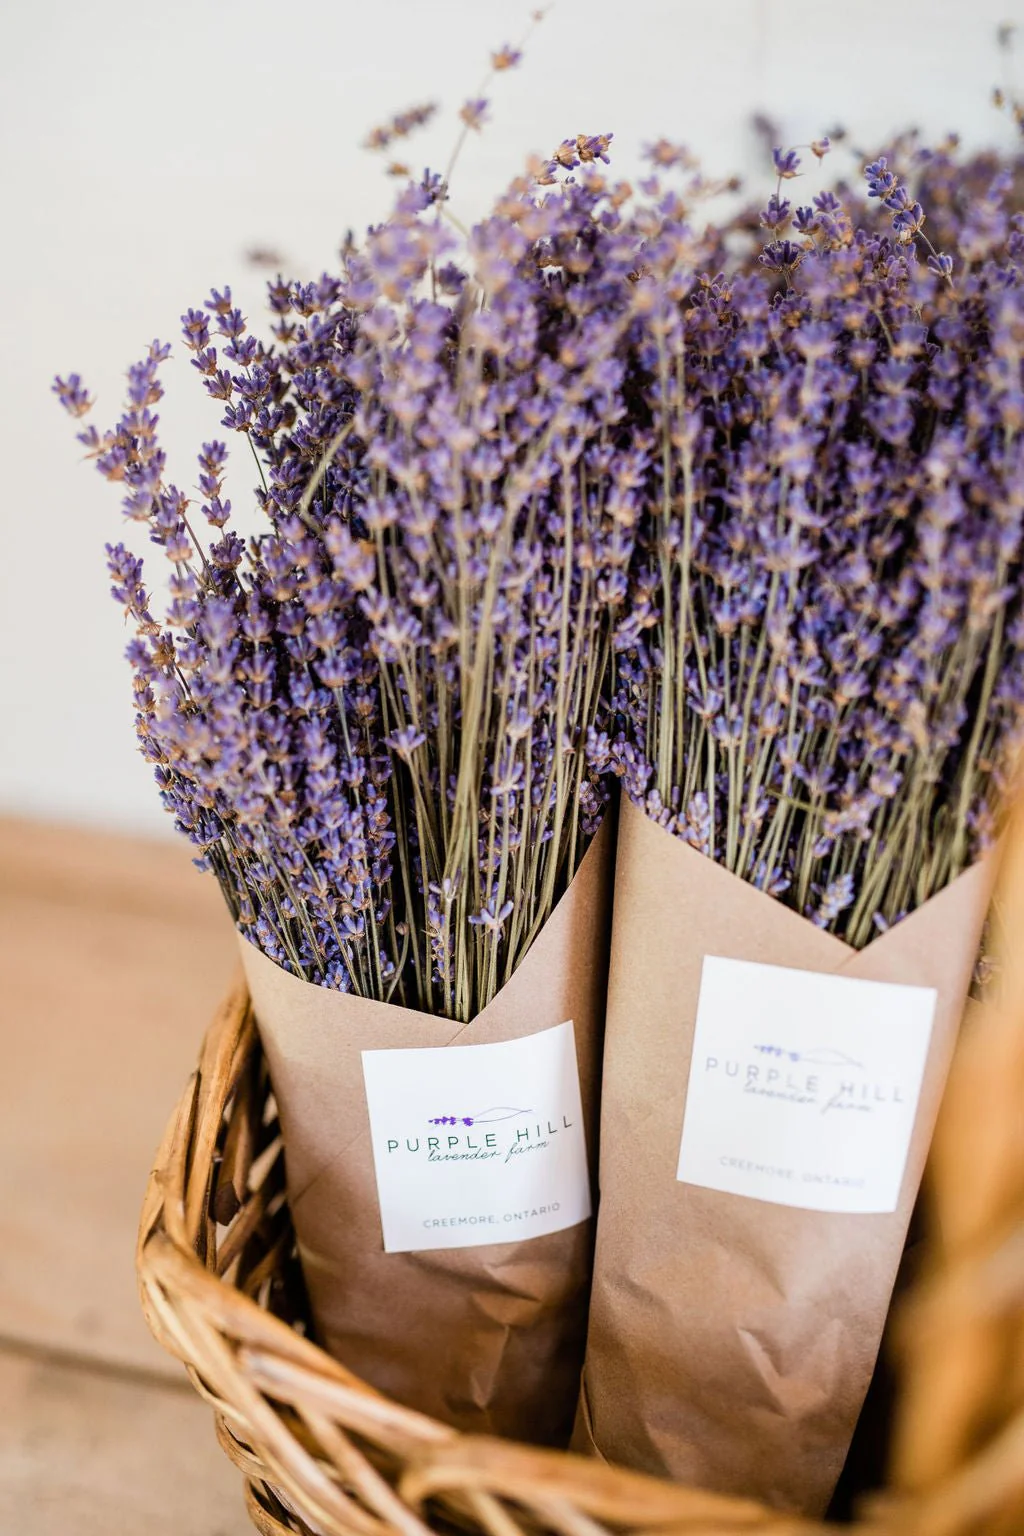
[
  {"xmin": 754, "ymin": 1045, "xmax": 865, "ymax": 1070},
  {"xmin": 428, "ymin": 1107, "xmax": 531, "ymax": 1128}
]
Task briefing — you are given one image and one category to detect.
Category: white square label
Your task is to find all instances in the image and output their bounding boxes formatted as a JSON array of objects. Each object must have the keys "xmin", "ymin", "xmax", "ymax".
[
  {"xmin": 676, "ymin": 956, "xmax": 937, "ymax": 1214},
  {"xmin": 361, "ymin": 1019, "xmax": 591, "ymax": 1253}
]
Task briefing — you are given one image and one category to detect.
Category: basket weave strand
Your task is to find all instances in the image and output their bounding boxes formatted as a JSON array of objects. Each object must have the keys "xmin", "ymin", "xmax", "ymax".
[{"xmin": 137, "ymin": 820, "xmax": 1024, "ymax": 1536}]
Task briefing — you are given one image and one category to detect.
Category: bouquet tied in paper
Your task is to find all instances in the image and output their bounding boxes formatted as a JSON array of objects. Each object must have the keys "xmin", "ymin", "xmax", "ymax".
[
  {"xmin": 575, "ymin": 801, "xmax": 993, "ymax": 1511},
  {"xmin": 58, "ymin": 121, "xmax": 653, "ymax": 1443},
  {"xmin": 242, "ymin": 817, "xmax": 611, "ymax": 1445},
  {"xmin": 575, "ymin": 136, "xmax": 1020, "ymax": 1511}
]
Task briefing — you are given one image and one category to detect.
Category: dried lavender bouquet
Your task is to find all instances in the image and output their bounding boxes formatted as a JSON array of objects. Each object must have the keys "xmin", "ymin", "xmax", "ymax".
[
  {"xmin": 56, "ymin": 164, "xmax": 636, "ymax": 1023},
  {"xmin": 55, "ymin": 94, "xmax": 654, "ymax": 1442},
  {"xmin": 603, "ymin": 137, "xmax": 1024, "ymax": 937},
  {"xmin": 581, "ymin": 133, "xmax": 1022, "ymax": 1510}
]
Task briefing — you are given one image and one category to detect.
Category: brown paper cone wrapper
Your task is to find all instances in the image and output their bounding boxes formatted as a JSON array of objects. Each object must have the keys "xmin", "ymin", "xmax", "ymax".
[
  {"xmin": 239, "ymin": 815, "xmax": 612, "ymax": 1447},
  {"xmin": 575, "ymin": 799, "xmax": 994, "ymax": 1513}
]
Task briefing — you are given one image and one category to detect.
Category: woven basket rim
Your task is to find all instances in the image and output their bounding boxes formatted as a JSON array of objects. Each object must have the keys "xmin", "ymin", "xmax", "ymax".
[{"xmin": 137, "ymin": 907, "xmax": 1024, "ymax": 1536}]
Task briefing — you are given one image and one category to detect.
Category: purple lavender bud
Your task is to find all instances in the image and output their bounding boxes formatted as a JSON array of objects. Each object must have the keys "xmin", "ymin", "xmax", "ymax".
[{"xmin": 772, "ymin": 146, "xmax": 802, "ymax": 179}]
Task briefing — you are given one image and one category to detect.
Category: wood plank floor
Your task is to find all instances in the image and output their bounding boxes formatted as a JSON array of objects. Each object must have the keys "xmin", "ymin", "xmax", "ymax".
[
  {"xmin": 0, "ymin": 817, "xmax": 251, "ymax": 1532},
  {"xmin": 0, "ymin": 1347, "xmax": 250, "ymax": 1535}
]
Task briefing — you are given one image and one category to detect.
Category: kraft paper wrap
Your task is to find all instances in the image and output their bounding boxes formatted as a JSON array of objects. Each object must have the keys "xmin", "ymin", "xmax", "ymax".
[
  {"xmin": 238, "ymin": 815, "xmax": 612, "ymax": 1447},
  {"xmin": 575, "ymin": 799, "xmax": 994, "ymax": 1513}
]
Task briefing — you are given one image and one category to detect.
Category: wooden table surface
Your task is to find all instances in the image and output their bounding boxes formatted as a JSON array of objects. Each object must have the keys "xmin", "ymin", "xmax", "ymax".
[{"xmin": 0, "ymin": 816, "xmax": 252, "ymax": 1533}]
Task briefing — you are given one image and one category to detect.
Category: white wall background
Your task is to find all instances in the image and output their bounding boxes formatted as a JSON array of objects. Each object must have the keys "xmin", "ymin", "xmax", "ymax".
[{"xmin": 1, "ymin": 0, "xmax": 1019, "ymax": 836}]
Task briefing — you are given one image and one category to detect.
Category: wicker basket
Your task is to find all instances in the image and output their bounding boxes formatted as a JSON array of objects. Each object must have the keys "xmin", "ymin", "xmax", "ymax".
[{"xmin": 138, "ymin": 828, "xmax": 1024, "ymax": 1536}]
